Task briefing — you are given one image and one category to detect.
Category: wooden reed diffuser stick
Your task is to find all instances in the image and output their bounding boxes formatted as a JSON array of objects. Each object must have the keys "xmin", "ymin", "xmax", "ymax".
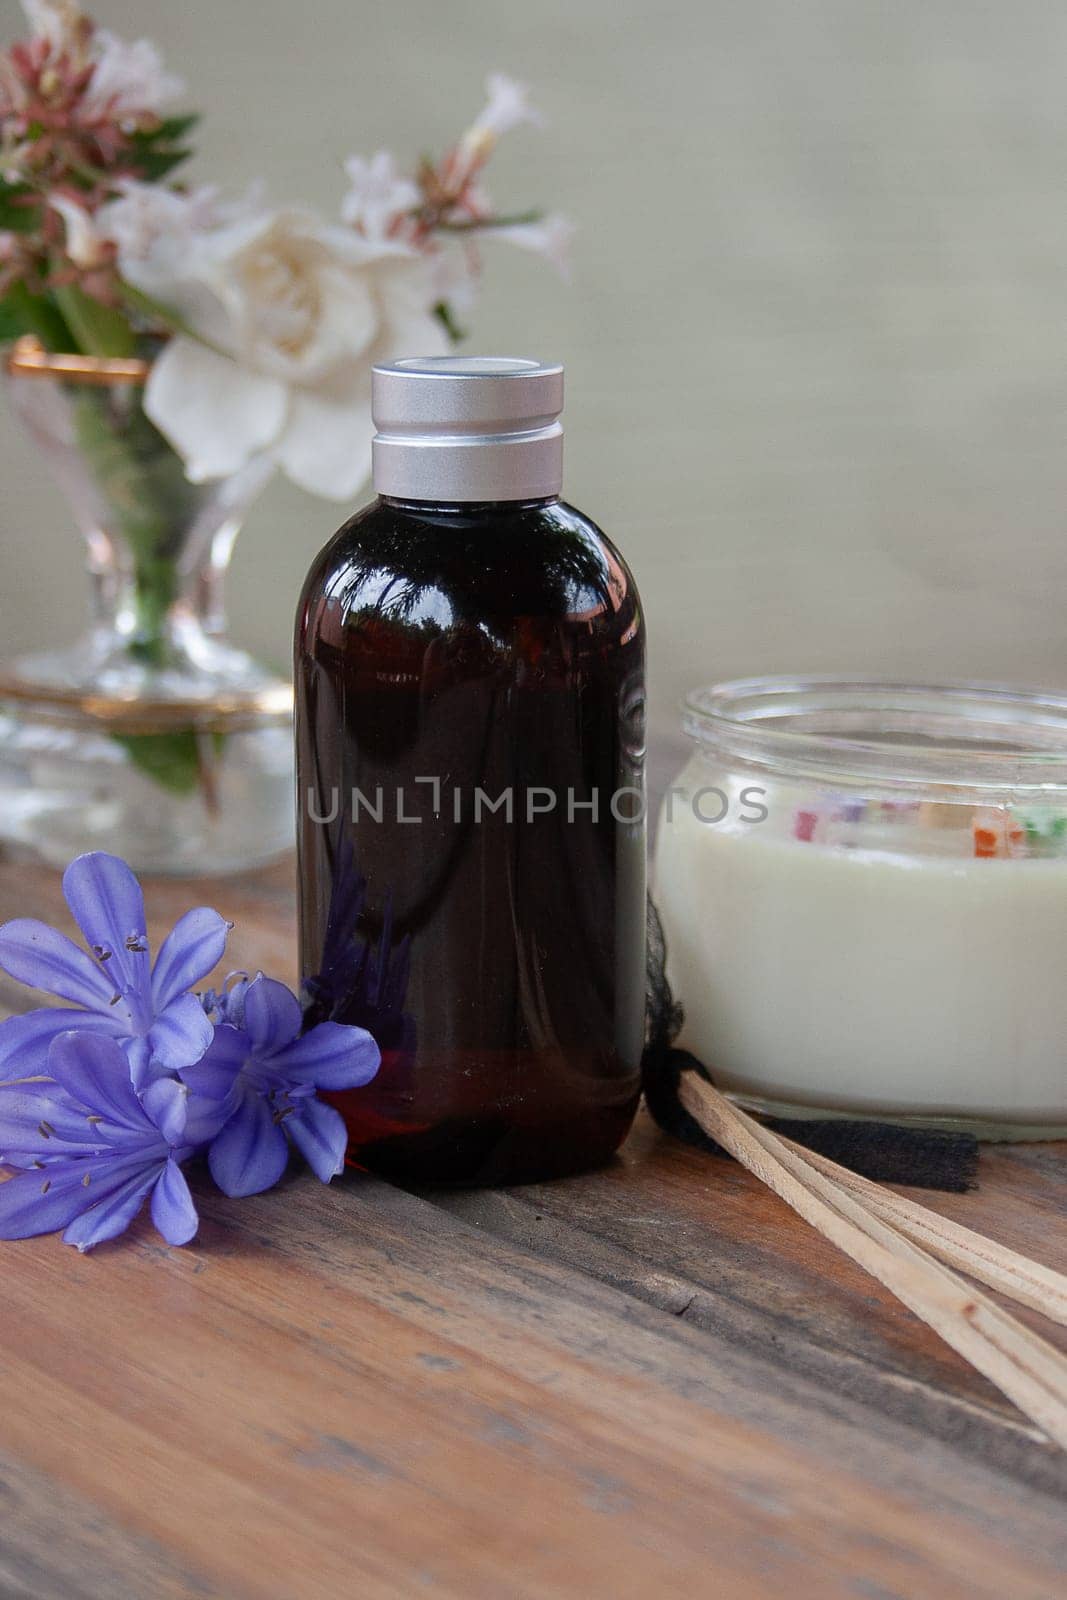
[
  {"xmin": 678, "ymin": 1073, "xmax": 1067, "ymax": 1451},
  {"xmin": 790, "ymin": 1141, "xmax": 1067, "ymax": 1328}
]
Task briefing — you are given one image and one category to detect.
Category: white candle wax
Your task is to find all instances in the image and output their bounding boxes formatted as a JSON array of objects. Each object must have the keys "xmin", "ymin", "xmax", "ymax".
[{"xmin": 655, "ymin": 786, "xmax": 1067, "ymax": 1131}]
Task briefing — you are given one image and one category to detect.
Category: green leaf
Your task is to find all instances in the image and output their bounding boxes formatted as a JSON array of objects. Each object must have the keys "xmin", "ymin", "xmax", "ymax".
[
  {"xmin": 0, "ymin": 293, "xmax": 30, "ymax": 342},
  {"xmin": 128, "ymin": 113, "xmax": 199, "ymax": 182},
  {"xmin": 154, "ymin": 113, "xmax": 200, "ymax": 141},
  {"xmin": 132, "ymin": 148, "xmax": 194, "ymax": 182},
  {"xmin": 0, "ymin": 281, "xmax": 75, "ymax": 349},
  {"xmin": 0, "ymin": 182, "xmax": 39, "ymax": 233},
  {"xmin": 52, "ymin": 285, "xmax": 135, "ymax": 358},
  {"xmin": 110, "ymin": 730, "xmax": 223, "ymax": 797},
  {"xmin": 433, "ymin": 300, "xmax": 466, "ymax": 343}
]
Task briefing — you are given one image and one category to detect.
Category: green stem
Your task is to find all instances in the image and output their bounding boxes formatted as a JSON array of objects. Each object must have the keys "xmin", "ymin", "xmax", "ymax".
[
  {"xmin": 72, "ymin": 389, "xmax": 199, "ymax": 656},
  {"xmin": 53, "ymin": 285, "xmax": 135, "ymax": 358},
  {"xmin": 70, "ymin": 390, "xmax": 217, "ymax": 796},
  {"xmin": 437, "ymin": 209, "xmax": 544, "ymax": 232}
]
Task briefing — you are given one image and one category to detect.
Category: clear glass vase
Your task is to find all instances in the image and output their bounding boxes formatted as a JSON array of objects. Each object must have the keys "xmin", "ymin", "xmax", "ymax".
[{"xmin": 0, "ymin": 340, "xmax": 294, "ymax": 875}]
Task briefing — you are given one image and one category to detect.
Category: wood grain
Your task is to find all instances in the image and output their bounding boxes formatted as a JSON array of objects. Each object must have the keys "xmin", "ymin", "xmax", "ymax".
[{"xmin": 0, "ymin": 858, "xmax": 1064, "ymax": 1598}]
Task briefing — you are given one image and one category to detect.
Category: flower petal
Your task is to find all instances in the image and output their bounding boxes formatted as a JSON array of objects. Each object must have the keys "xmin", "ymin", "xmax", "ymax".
[
  {"xmin": 144, "ymin": 338, "xmax": 287, "ymax": 482},
  {"xmin": 275, "ymin": 386, "xmax": 373, "ymax": 502},
  {"xmin": 125, "ymin": 1036, "xmax": 170, "ymax": 1094},
  {"xmin": 0, "ymin": 1163, "xmax": 99, "ymax": 1239},
  {"xmin": 274, "ymin": 258, "xmax": 379, "ymax": 381},
  {"xmin": 148, "ymin": 992, "xmax": 215, "ymax": 1071},
  {"xmin": 488, "ymin": 213, "xmax": 573, "ymax": 278},
  {"xmin": 62, "ymin": 853, "xmax": 150, "ymax": 1003},
  {"xmin": 217, "ymin": 975, "xmax": 250, "ymax": 1029},
  {"xmin": 0, "ymin": 1152, "xmax": 146, "ymax": 1242},
  {"xmin": 50, "ymin": 194, "xmax": 106, "ymax": 269},
  {"xmin": 150, "ymin": 1158, "xmax": 199, "ymax": 1245},
  {"xmin": 180, "ymin": 1023, "xmax": 249, "ymax": 1100},
  {"xmin": 151, "ymin": 907, "xmax": 231, "ymax": 1011},
  {"xmin": 242, "ymin": 975, "xmax": 302, "ymax": 1055},
  {"xmin": 47, "ymin": 1032, "xmax": 155, "ymax": 1134},
  {"xmin": 178, "ymin": 1028, "xmax": 245, "ymax": 1146},
  {"xmin": 272, "ymin": 1021, "xmax": 380, "ymax": 1091},
  {"xmin": 61, "ymin": 1164, "xmax": 160, "ymax": 1252},
  {"xmin": 374, "ymin": 259, "xmax": 452, "ymax": 356},
  {"xmin": 470, "ymin": 72, "xmax": 543, "ymax": 143},
  {"xmin": 180, "ymin": 1087, "xmax": 236, "ymax": 1149},
  {"xmin": 286, "ymin": 1097, "xmax": 348, "ymax": 1183},
  {"xmin": 0, "ymin": 920, "xmax": 117, "ymax": 1009},
  {"xmin": 207, "ymin": 1092, "xmax": 289, "ymax": 1198},
  {"xmin": 0, "ymin": 1083, "xmax": 127, "ymax": 1160},
  {"xmin": 0, "ymin": 1006, "xmax": 122, "ymax": 1081},
  {"xmin": 141, "ymin": 1077, "xmax": 189, "ymax": 1146}
]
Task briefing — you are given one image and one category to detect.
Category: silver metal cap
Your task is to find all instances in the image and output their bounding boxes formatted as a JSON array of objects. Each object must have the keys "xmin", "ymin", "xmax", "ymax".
[{"xmin": 371, "ymin": 356, "xmax": 564, "ymax": 502}]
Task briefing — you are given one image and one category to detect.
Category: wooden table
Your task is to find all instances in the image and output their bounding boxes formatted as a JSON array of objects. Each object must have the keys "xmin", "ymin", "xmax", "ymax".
[{"xmin": 0, "ymin": 857, "xmax": 1064, "ymax": 1600}]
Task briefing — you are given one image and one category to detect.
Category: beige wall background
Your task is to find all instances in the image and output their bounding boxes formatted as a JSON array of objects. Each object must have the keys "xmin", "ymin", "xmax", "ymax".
[{"xmin": 4, "ymin": 0, "xmax": 1067, "ymax": 770}]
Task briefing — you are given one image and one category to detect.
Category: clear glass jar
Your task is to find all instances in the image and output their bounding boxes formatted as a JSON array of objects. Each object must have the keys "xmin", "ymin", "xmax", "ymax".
[{"xmin": 653, "ymin": 677, "xmax": 1067, "ymax": 1139}]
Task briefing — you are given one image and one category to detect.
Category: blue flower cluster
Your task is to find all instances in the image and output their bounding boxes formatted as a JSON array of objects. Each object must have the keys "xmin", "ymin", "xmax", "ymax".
[{"xmin": 0, "ymin": 853, "xmax": 380, "ymax": 1251}]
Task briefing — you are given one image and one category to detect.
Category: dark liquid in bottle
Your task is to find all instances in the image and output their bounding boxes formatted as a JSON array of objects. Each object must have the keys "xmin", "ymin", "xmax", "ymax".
[{"xmin": 295, "ymin": 495, "xmax": 646, "ymax": 1185}]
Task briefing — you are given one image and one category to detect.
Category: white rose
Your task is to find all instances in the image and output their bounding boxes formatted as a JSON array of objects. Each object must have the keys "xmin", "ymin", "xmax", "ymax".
[
  {"xmin": 99, "ymin": 180, "xmax": 257, "ymax": 343},
  {"xmin": 114, "ymin": 205, "xmax": 447, "ymax": 500}
]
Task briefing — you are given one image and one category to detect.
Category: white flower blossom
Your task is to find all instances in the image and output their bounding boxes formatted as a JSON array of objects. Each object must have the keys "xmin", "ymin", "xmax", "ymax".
[
  {"xmin": 48, "ymin": 192, "xmax": 107, "ymax": 267},
  {"xmin": 115, "ymin": 205, "xmax": 447, "ymax": 499},
  {"xmin": 101, "ymin": 182, "xmax": 224, "ymax": 268},
  {"xmin": 19, "ymin": 1, "xmax": 81, "ymax": 53},
  {"xmin": 341, "ymin": 151, "xmax": 420, "ymax": 243},
  {"xmin": 424, "ymin": 245, "xmax": 479, "ymax": 321},
  {"xmin": 20, "ymin": 4, "xmax": 184, "ymax": 119},
  {"xmin": 449, "ymin": 73, "xmax": 544, "ymax": 191},
  {"xmin": 82, "ymin": 31, "xmax": 185, "ymax": 119},
  {"xmin": 487, "ymin": 212, "xmax": 573, "ymax": 277},
  {"xmin": 463, "ymin": 73, "xmax": 543, "ymax": 157}
]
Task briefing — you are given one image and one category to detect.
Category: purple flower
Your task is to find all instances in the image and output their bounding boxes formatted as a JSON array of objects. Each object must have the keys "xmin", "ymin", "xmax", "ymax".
[
  {"xmin": 183, "ymin": 974, "xmax": 380, "ymax": 1198},
  {"xmin": 0, "ymin": 851, "xmax": 380, "ymax": 1254},
  {"xmin": 0, "ymin": 852, "xmax": 229, "ymax": 1087},
  {"xmin": 0, "ymin": 1033, "xmax": 203, "ymax": 1251}
]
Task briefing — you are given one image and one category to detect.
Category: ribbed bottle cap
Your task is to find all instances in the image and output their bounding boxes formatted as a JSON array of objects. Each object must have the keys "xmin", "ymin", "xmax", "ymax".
[{"xmin": 371, "ymin": 356, "xmax": 564, "ymax": 502}]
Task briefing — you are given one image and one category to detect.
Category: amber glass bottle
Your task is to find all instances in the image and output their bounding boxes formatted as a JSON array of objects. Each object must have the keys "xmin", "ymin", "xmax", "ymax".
[{"xmin": 295, "ymin": 358, "xmax": 646, "ymax": 1185}]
